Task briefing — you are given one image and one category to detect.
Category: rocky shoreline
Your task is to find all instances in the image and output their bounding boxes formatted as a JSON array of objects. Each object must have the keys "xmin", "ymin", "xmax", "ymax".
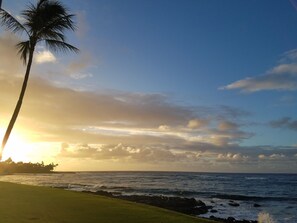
[{"xmin": 60, "ymin": 188, "xmax": 257, "ymax": 223}]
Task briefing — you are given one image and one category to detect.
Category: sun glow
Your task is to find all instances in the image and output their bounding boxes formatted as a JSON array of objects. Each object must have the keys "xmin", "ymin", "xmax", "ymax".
[{"xmin": 0, "ymin": 128, "xmax": 34, "ymax": 162}]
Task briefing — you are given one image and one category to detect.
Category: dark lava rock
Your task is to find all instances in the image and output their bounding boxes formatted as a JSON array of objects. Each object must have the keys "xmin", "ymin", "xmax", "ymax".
[
  {"xmin": 227, "ymin": 217, "xmax": 236, "ymax": 222},
  {"xmin": 117, "ymin": 195, "xmax": 212, "ymax": 215},
  {"xmin": 196, "ymin": 200, "xmax": 206, "ymax": 206},
  {"xmin": 83, "ymin": 191, "xmax": 213, "ymax": 216},
  {"xmin": 83, "ymin": 190, "xmax": 114, "ymax": 197},
  {"xmin": 253, "ymin": 203, "xmax": 261, "ymax": 207},
  {"xmin": 209, "ymin": 216, "xmax": 257, "ymax": 223}
]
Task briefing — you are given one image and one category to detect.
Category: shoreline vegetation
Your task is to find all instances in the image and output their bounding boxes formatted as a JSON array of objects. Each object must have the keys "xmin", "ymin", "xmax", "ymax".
[
  {"xmin": 0, "ymin": 181, "xmax": 215, "ymax": 223},
  {"xmin": 0, "ymin": 158, "xmax": 58, "ymax": 174}
]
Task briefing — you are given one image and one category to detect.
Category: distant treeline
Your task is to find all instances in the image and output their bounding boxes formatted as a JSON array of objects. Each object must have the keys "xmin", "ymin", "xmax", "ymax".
[{"xmin": 0, "ymin": 158, "xmax": 58, "ymax": 174}]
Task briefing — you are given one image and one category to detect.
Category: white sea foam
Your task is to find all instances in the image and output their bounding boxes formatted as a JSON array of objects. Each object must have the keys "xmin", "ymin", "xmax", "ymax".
[{"xmin": 258, "ymin": 212, "xmax": 277, "ymax": 223}]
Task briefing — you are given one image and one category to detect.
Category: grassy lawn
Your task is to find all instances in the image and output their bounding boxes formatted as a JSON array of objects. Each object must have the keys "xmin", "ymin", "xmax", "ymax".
[{"xmin": 0, "ymin": 182, "xmax": 215, "ymax": 223}]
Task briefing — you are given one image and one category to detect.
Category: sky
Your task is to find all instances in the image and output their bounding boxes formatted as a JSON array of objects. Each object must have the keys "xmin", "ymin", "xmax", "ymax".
[{"xmin": 0, "ymin": 0, "xmax": 297, "ymax": 173}]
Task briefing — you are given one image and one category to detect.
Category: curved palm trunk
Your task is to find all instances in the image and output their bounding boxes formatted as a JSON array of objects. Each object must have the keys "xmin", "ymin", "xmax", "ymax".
[{"xmin": 0, "ymin": 47, "xmax": 35, "ymax": 160}]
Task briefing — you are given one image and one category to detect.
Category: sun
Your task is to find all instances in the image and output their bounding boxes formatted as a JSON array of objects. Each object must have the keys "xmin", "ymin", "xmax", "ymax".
[{"xmin": 0, "ymin": 128, "xmax": 34, "ymax": 162}]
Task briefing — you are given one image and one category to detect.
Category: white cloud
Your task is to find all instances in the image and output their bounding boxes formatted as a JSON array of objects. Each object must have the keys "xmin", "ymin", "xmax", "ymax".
[
  {"xmin": 217, "ymin": 153, "xmax": 249, "ymax": 162},
  {"xmin": 158, "ymin": 125, "xmax": 170, "ymax": 131},
  {"xmin": 35, "ymin": 50, "xmax": 56, "ymax": 64},
  {"xmin": 220, "ymin": 74, "xmax": 297, "ymax": 92},
  {"xmin": 258, "ymin": 154, "xmax": 286, "ymax": 160},
  {"xmin": 269, "ymin": 63, "xmax": 297, "ymax": 75},
  {"xmin": 221, "ymin": 49, "xmax": 297, "ymax": 92}
]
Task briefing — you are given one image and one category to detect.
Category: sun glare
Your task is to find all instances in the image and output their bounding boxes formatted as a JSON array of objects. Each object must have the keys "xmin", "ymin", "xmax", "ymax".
[{"xmin": 0, "ymin": 128, "xmax": 34, "ymax": 162}]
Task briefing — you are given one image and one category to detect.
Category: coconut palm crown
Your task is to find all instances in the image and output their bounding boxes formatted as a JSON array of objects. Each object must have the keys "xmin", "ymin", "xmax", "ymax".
[{"xmin": 0, "ymin": 0, "xmax": 78, "ymax": 159}]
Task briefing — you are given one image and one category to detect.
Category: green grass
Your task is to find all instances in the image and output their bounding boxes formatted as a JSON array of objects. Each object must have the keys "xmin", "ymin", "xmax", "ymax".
[{"xmin": 0, "ymin": 182, "xmax": 215, "ymax": 223}]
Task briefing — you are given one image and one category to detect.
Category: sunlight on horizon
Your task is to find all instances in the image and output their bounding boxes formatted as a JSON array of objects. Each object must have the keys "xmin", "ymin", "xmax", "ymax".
[{"xmin": 0, "ymin": 127, "xmax": 34, "ymax": 162}]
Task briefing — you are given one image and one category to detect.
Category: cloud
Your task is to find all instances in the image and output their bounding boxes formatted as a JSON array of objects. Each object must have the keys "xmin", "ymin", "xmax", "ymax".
[
  {"xmin": 158, "ymin": 125, "xmax": 170, "ymax": 131},
  {"xmin": 187, "ymin": 118, "xmax": 209, "ymax": 129},
  {"xmin": 1, "ymin": 34, "xmax": 296, "ymax": 172},
  {"xmin": 56, "ymin": 142, "xmax": 297, "ymax": 172},
  {"xmin": 258, "ymin": 154, "xmax": 286, "ymax": 160},
  {"xmin": 64, "ymin": 52, "xmax": 94, "ymax": 79},
  {"xmin": 35, "ymin": 50, "xmax": 56, "ymax": 64},
  {"xmin": 58, "ymin": 143, "xmax": 201, "ymax": 163},
  {"xmin": 66, "ymin": 53, "xmax": 92, "ymax": 74},
  {"xmin": 69, "ymin": 72, "xmax": 93, "ymax": 79},
  {"xmin": 218, "ymin": 121, "xmax": 239, "ymax": 131},
  {"xmin": 270, "ymin": 117, "xmax": 297, "ymax": 131},
  {"xmin": 221, "ymin": 49, "xmax": 297, "ymax": 92},
  {"xmin": 221, "ymin": 73, "xmax": 297, "ymax": 92},
  {"xmin": 217, "ymin": 153, "xmax": 249, "ymax": 163}
]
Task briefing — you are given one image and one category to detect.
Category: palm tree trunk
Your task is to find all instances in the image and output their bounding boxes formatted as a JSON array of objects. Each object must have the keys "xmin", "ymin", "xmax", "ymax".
[{"xmin": 0, "ymin": 47, "xmax": 35, "ymax": 160}]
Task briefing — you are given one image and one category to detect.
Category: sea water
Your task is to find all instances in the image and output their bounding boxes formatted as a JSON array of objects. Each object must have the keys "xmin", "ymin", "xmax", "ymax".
[{"xmin": 0, "ymin": 172, "xmax": 296, "ymax": 222}]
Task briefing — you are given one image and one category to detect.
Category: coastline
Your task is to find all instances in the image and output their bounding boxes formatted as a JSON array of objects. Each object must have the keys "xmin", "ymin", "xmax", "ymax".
[
  {"xmin": 0, "ymin": 181, "xmax": 215, "ymax": 223},
  {"xmin": 0, "ymin": 172, "xmax": 295, "ymax": 222},
  {"xmin": 79, "ymin": 188, "xmax": 257, "ymax": 223}
]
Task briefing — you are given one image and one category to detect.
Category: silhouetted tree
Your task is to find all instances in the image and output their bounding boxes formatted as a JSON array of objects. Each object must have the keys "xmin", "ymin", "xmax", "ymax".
[
  {"xmin": 0, "ymin": 158, "xmax": 58, "ymax": 173},
  {"xmin": 0, "ymin": 0, "xmax": 78, "ymax": 159}
]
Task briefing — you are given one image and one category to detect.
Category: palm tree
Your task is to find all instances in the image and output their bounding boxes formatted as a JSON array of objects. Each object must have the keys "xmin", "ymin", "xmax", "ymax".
[{"xmin": 0, "ymin": 0, "xmax": 78, "ymax": 159}]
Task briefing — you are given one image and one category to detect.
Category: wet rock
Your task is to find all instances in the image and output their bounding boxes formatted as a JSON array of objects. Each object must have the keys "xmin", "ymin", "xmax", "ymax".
[
  {"xmin": 116, "ymin": 195, "xmax": 212, "ymax": 215},
  {"xmin": 83, "ymin": 190, "xmax": 214, "ymax": 215},
  {"xmin": 196, "ymin": 200, "xmax": 206, "ymax": 206},
  {"xmin": 209, "ymin": 215, "xmax": 257, "ymax": 223},
  {"xmin": 227, "ymin": 217, "xmax": 236, "ymax": 222}
]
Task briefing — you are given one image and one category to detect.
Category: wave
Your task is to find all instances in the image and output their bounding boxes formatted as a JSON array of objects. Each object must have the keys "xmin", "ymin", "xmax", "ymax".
[
  {"xmin": 211, "ymin": 194, "xmax": 297, "ymax": 202},
  {"xmin": 245, "ymin": 177, "xmax": 266, "ymax": 180}
]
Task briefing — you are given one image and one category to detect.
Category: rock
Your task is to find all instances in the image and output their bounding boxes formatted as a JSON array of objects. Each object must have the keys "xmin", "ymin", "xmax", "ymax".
[
  {"xmin": 91, "ymin": 190, "xmax": 113, "ymax": 196},
  {"xmin": 196, "ymin": 200, "xmax": 206, "ymax": 206},
  {"xmin": 114, "ymin": 194, "xmax": 211, "ymax": 215},
  {"xmin": 227, "ymin": 217, "xmax": 236, "ymax": 222},
  {"xmin": 210, "ymin": 209, "xmax": 218, "ymax": 213},
  {"xmin": 203, "ymin": 215, "xmax": 257, "ymax": 223},
  {"xmin": 253, "ymin": 203, "xmax": 261, "ymax": 207}
]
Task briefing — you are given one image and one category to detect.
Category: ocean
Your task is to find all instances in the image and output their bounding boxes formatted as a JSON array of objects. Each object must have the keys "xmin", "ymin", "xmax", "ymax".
[{"xmin": 0, "ymin": 172, "xmax": 296, "ymax": 222}]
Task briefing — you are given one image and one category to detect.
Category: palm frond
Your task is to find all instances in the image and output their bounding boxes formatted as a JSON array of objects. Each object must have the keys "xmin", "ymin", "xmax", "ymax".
[
  {"xmin": 36, "ymin": 0, "xmax": 49, "ymax": 9},
  {"xmin": 34, "ymin": 14, "xmax": 75, "ymax": 40},
  {"xmin": 38, "ymin": 30, "xmax": 65, "ymax": 42},
  {"xmin": 0, "ymin": 9, "xmax": 29, "ymax": 36},
  {"xmin": 16, "ymin": 41, "xmax": 31, "ymax": 64},
  {"xmin": 44, "ymin": 39, "xmax": 79, "ymax": 54}
]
